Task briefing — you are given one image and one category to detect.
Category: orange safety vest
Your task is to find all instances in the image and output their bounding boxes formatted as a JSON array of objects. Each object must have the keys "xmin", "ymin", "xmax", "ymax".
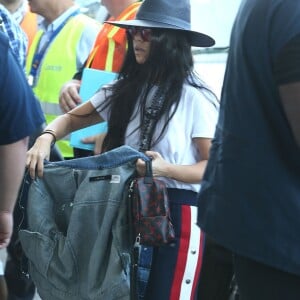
[
  {"xmin": 86, "ymin": 2, "xmax": 140, "ymax": 72},
  {"xmin": 20, "ymin": 5, "xmax": 38, "ymax": 51}
]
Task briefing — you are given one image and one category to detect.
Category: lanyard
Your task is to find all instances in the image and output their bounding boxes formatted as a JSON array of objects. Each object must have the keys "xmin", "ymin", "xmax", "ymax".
[{"xmin": 28, "ymin": 9, "xmax": 80, "ymax": 87}]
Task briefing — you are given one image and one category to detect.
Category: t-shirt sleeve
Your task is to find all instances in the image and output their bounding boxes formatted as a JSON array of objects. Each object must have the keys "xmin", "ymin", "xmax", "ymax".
[
  {"xmin": 191, "ymin": 89, "xmax": 219, "ymax": 139},
  {"xmin": 273, "ymin": 33, "xmax": 300, "ymax": 85},
  {"xmin": 89, "ymin": 88, "xmax": 111, "ymax": 121},
  {"xmin": 0, "ymin": 45, "xmax": 45, "ymax": 145}
]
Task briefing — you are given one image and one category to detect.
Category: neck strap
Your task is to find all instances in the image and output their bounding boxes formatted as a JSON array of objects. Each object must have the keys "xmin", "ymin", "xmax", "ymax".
[{"xmin": 139, "ymin": 87, "xmax": 165, "ymax": 152}]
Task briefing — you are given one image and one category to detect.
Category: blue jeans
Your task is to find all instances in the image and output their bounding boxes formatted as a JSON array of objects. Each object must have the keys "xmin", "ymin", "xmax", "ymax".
[{"xmin": 134, "ymin": 246, "xmax": 153, "ymax": 299}]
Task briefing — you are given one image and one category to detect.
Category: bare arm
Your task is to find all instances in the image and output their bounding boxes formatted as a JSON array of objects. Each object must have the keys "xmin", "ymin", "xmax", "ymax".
[
  {"xmin": 274, "ymin": 34, "xmax": 300, "ymax": 149},
  {"xmin": 26, "ymin": 101, "xmax": 104, "ymax": 179},
  {"xmin": 0, "ymin": 137, "xmax": 28, "ymax": 248},
  {"xmin": 279, "ymin": 82, "xmax": 300, "ymax": 148},
  {"xmin": 136, "ymin": 137, "xmax": 212, "ymax": 183},
  {"xmin": 59, "ymin": 80, "xmax": 109, "ymax": 154}
]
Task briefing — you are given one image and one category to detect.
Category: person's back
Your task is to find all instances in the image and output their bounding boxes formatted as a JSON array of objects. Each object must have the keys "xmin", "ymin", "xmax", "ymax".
[
  {"xmin": 26, "ymin": 0, "xmax": 100, "ymax": 158},
  {"xmin": 198, "ymin": 0, "xmax": 300, "ymax": 299}
]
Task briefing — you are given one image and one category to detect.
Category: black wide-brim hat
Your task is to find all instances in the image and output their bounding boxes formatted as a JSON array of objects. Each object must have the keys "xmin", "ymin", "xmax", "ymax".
[{"xmin": 105, "ymin": 0, "xmax": 215, "ymax": 47}]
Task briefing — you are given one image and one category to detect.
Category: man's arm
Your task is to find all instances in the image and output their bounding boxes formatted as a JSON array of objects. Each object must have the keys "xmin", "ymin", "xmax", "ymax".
[
  {"xmin": 274, "ymin": 34, "xmax": 300, "ymax": 148},
  {"xmin": 0, "ymin": 137, "xmax": 28, "ymax": 248},
  {"xmin": 279, "ymin": 83, "xmax": 300, "ymax": 148}
]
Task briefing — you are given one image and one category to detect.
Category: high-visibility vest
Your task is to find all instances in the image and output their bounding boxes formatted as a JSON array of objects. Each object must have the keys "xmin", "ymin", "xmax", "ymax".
[
  {"xmin": 26, "ymin": 14, "xmax": 99, "ymax": 158},
  {"xmin": 20, "ymin": 4, "xmax": 38, "ymax": 51},
  {"xmin": 86, "ymin": 2, "xmax": 141, "ymax": 72}
]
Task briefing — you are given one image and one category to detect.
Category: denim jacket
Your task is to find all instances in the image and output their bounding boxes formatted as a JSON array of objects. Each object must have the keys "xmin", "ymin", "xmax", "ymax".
[{"xmin": 19, "ymin": 146, "xmax": 148, "ymax": 300}]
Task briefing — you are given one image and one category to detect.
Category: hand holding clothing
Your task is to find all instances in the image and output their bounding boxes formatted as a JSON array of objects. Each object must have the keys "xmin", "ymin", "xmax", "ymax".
[
  {"xmin": 136, "ymin": 151, "xmax": 171, "ymax": 178},
  {"xmin": 26, "ymin": 132, "xmax": 53, "ymax": 179}
]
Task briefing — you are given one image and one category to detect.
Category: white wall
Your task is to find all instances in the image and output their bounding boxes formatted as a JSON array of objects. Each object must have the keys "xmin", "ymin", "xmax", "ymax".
[
  {"xmin": 190, "ymin": 0, "xmax": 241, "ymax": 47},
  {"xmin": 191, "ymin": 0, "xmax": 242, "ymax": 98}
]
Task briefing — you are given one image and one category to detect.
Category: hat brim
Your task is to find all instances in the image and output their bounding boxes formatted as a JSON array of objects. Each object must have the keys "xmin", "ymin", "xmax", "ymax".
[{"xmin": 105, "ymin": 19, "xmax": 215, "ymax": 47}]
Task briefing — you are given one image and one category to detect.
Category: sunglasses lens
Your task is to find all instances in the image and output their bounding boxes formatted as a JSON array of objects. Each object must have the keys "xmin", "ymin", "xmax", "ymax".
[
  {"xmin": 141, "ymin": 29, "xmax": 152, "ymax": 42},
  {"xmin": 130, "ymin": 27, "xmax": 138, "ymax": 36},
  {"xmin": 127, "ymin": 27, "xmax": 152, "ymax": 42}
]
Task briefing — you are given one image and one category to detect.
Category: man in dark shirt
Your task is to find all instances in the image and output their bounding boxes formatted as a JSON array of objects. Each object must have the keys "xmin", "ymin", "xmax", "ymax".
[
  {"xmin": 198, "ymin": 1, "xmax": 300, "ymax": 299},
  {"xmin": 0, "ymin": 30, "xmax": 44, "ymax": 299}
]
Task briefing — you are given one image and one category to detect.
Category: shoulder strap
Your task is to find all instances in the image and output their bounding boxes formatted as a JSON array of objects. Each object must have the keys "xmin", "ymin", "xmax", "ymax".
[{"xmin": 139, "ymin": 87, "xmax": 165, "ymax": 151}]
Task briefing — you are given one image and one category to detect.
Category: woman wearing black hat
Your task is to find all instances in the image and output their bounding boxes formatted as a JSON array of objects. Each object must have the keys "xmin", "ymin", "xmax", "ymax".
[{"xmin": 26, "ymin": 0, "xmax": 218, "ymax": 298}]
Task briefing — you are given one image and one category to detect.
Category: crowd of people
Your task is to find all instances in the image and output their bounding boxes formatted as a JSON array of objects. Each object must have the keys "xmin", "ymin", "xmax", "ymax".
[{"xmin": 1, "ymin": 0, "xmax": 300, "ymax": 299}]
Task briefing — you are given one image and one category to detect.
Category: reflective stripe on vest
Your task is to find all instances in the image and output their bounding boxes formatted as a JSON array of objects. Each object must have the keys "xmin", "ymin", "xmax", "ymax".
[
  {"xmin": 88, "ymin": 2, "xmax": 140, "ymax": 72},
  {"xmin": 39, "ymin": 101, "xmax": 63, "ymax": 117},
  {"xmin": 105, "ymin": 38, "xmax": 115, "ymax": 72}
]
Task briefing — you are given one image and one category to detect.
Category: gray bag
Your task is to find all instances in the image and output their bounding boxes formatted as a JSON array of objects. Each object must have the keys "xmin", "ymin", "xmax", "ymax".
[{"xmin": 19, "ymin": 146, "xmax": 148, "ymax": 300}]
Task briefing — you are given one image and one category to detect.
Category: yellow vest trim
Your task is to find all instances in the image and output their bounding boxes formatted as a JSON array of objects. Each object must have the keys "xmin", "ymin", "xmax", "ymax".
[
  {"xmin": 105, "ymin": 4, "xmax": 140, "ymax": 71},
  {"xmin": 105, "ymin": 40, "xmax": 115, "ymax": 71}
]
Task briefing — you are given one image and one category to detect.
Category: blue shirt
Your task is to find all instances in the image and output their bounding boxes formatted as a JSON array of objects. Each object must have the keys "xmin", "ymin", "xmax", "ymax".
[
  {"xmin": 0, "ymin": 4, "xmax": 27, "ymax": 69},
  {"xmin": 0, "ymin": 31, "xmax": 44, "ymax": 145},
  {"xmin": 198, "ymin": 0, "xmax": 300, "ymax": 276}
]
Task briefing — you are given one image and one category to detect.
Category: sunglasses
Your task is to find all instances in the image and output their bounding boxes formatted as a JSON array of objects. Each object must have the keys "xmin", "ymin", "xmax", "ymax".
[{"xmin": 126, "ymin": 27, "xmax": 152, "ymax": 42}]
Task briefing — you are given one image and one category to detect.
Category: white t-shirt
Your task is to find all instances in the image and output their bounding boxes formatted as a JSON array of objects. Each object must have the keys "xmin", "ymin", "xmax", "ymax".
[{"xmin": 90, "ymin": 83, "xmax": 219, "ymax": 192}]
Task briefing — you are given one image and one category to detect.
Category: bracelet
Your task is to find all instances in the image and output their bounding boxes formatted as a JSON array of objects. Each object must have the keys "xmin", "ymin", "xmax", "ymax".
[{"xmin": 39, "ymin": 129, "xmax": 57, "ymax": 147}]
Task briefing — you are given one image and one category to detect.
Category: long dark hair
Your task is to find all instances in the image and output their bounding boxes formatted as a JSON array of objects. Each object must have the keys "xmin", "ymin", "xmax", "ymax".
[{"xmin": 98, "ymin": 28, "xmax": 215, "ymax": 151}]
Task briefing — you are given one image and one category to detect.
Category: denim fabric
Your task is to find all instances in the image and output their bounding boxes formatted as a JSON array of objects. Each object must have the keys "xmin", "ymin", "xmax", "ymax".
[
  {"xmin": 19, "ymin": 146, "xmax": 149, "ymax": 300},
  {"xmin": 5, "ymin": 123, "xmax": 61, "ymax": 300},
  {"xmin": 135, "ymin": 246, "xmax": 152, "ymax": 299}
]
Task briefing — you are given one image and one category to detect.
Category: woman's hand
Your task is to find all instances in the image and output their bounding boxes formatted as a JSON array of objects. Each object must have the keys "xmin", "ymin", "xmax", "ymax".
[
  {"xmin": 136, "ymin": 138, "xmax": 212, "ymax": 183},
  {"xmin": 136, "ymin": 151, "xmax": 170, "ymax": 177},
  {"xmin": 81, "ymin": 133, "xmax": 107, "ymax": 155},
  {"xmin": 26, "ymin": 134, "xmax": 53, "ymax": 179}
]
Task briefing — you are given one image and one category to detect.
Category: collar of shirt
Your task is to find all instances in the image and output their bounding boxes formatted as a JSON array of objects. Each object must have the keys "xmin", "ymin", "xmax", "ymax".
[
  {"xmin": 39, "ymin": 5, "xmax": 80, "ymax": 33},
  {"xmin": 11, "ymin": 0, "xmax": 27, "ymax": 25},
  {"xmin": 38, "ymin": 5, "xmax": 80, "ymax": 51}
]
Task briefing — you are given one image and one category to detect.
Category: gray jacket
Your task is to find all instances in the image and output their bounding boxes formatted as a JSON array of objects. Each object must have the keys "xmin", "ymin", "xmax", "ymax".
[{"xmin": 19, "ymin": 146, "xmax": 148, "ymax": 300}]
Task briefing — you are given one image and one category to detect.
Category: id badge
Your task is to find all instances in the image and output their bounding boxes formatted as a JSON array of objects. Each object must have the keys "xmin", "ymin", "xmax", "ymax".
[{"xmin": 27, "ymin": 75, "xmax": 34, "ymax": 87}]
